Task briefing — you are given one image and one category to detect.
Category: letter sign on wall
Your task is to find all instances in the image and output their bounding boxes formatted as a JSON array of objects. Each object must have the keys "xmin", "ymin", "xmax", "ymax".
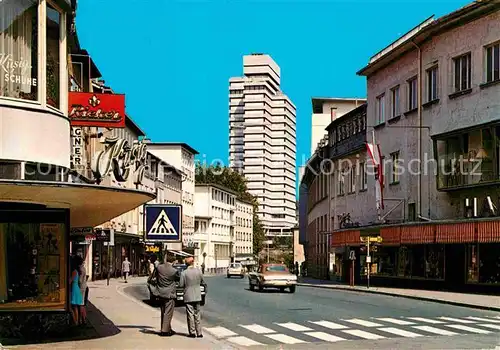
[
  {"xmin": 68, "ymin": 92, "xmax": 126, "ymax": 128},
  {"xmin": 71, "ymin": 127, "xmax": 84, "ymax": 169}
]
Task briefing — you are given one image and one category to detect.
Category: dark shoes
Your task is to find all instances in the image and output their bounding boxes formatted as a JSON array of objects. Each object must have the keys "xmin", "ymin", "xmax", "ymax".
[
  {"xmin": 188, "ymin": 334, "xmax": 203, "ymax": 338},
  {"xmin": 160, "ymin": 330, "xmax": 176, "ymax": 337}
]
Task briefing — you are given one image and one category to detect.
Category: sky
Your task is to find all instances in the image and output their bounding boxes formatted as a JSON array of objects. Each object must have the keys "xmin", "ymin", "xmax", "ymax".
[{"xmin": 76, "ymin": 0, "xmax": 470, "ymax": 182}]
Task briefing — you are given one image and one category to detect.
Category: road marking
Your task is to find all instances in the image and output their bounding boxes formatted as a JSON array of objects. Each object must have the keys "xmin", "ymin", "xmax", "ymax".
[
  {"xmin": 226, "ymin": 336, "xmax": 264, "ymax": 346},
  {"xmin": 304, "ymin": 331, "xmax": 346, "ymax": 342},
  {"xmin": 342, "ymin": 329, "xmax": 386, "ymax": 340},
  {"xmin": 407, "ymin": 317, "xmax": 445, "ymax": 324},
  {"xmin": 309, "ymin": 320, "xmax": 348, "ymax": 330},
  {"xmin": 376, "ymin": 318, "xmax": 415, "ymax": 325},
  {"xmin": 240, "ymin": 324, "xmax": 275, "ymax": 334},
  {"xmin": 265, "ymin": 333, "xmax": 307, "ymax": 344},
  {"xmin": 377, "ymin": 327, "xmax": 422, "ymax": 338},
  {"xmin": 412, "ymin": 325, "xmax": 457, "ymax": 336},
  {"xmin": 438, "ymin": 317, "xmax": 476, "ymax": 323},
  {"xmin": 276, "ymin": 322, "xmax": 313, "ymax": 332},
  {"xmin": 343, "ymin": 318, "xmax": 383, "ymax": 327},
  {"xmin": 204, "ymin": 326, "xmax": 238, "ymax": 338},
  {"xmin": 467, "ymin": 316, "xmax": 500, "ymax": 323},
  {"xmin": 445, "ymin": 324, "xmax": 491, "ymax": 334},
  {"xmin": 478, "ymin": 324, "xmax": 500, "ymax": 331}
]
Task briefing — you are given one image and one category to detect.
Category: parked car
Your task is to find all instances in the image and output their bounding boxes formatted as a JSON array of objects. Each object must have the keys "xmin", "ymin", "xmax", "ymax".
[
  {"xmin": 227, "ymin": 262, "xmax": 245, "ymax": 278},
  {"xmin": 148, "ymin": 263, "xmax": 206, "ymax": 306},
  {"xmin": 248, "ymin": 263, "xmax": 297, "ymax": 293}
]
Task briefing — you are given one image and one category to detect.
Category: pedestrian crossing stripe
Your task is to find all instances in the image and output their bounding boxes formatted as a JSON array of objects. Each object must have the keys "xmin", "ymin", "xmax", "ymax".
[{"xmin": 147, "ymin": 209, "xmax": 178, "ymax": 236}]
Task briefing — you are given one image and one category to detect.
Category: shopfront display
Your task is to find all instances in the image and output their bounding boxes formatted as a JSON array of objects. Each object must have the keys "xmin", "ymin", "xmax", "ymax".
[
  {"xmin": 0, "ymin": 208, "xmax": 68, "ymax": 311},
  {"xmin": 467, "ymin": 243, "xmax": 500, "ymax": 284}
]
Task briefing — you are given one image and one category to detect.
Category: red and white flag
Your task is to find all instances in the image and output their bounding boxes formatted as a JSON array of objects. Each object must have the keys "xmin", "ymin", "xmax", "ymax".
[{"xmin": 366, "ymin": 141, "xmax": 384, "ymax": 210}]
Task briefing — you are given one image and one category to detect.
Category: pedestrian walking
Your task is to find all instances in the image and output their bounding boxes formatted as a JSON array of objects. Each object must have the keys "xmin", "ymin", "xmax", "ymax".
[
  {"xmin": 122, "ymin": 257, "xmax": 131, "ymax": 283},
  {"xmin": 69, "ymin": 256, "xmax": 84, "ymax": 325},
  {"xmin": 154, "ymin": 255, "xmax": 180, "ymax": 336},
  {"xmin": 179, "ymin": 256, "xmax": 206, "ymax": 338},
  {"xmin": 201, "ymin": 262, "xmax": 205, "ymax": 275}
]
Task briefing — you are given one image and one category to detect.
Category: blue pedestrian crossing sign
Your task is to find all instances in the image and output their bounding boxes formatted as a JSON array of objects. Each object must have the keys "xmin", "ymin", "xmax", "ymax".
[{"xmin": 145, "ymin": 204, "xmax": 182, "ymax": 242}]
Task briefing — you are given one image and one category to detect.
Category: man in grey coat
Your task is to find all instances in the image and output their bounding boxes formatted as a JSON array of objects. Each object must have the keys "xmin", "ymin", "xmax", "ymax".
[
  {"xmin": 179, "ymin": 257, "xmax": 206, "ymax": 338},
  {"xmin": 155, "ymin": 255, "xmax": 180, "ymax": 336}
]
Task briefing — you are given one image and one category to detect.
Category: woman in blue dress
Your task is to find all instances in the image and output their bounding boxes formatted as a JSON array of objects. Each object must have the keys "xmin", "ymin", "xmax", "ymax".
[{"xmin": 69, "ymin": 256, "xmax": 84, "ymax": 325}]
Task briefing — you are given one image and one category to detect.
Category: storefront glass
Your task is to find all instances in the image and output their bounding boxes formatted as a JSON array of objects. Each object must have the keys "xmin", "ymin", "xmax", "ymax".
[
  {"xmin": 0, "ymin": 209, "xmax": 67, "ymax": 311},
  {"xmin": 376, "ymin": 246, "xmax": 398, "ymax": 276},
  {"xmin": 46, "ymin": 3, "xmax": 60, "ymax": 109},
  {"xmin": 466, "ymin": 243, "xmax": 479, "ymax": 282},
  {"xmin": 0, "ymin": 0, "xmax": 39, "ymax": 101},
  {"xmin": 478, "ymin": 243, "xmax": 500, "ymax": 284}
]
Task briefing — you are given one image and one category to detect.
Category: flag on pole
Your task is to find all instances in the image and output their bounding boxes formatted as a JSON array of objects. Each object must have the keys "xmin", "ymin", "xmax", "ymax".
[{"xmin": 366, "ymin": 141, "xmax": 384, "ymax": 210}]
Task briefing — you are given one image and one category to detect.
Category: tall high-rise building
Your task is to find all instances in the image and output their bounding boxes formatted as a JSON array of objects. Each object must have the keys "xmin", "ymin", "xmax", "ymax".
[{"xmin": 229, "ymin": 54, "xmax": 296, "ymax": 237}]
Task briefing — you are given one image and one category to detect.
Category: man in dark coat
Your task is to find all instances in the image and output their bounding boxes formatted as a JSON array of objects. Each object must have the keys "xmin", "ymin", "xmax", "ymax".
[{"xmin": 155, "ymin": 254, "xmax": 180, "ymax": 336}]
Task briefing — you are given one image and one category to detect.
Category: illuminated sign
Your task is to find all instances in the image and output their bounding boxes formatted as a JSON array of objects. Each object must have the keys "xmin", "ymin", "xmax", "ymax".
[
  {"xmin": 146, "ymin": 246, "xmax": 160, "ymax": 253},
  {"xmin": 68, "ymin": 92, "xmax": 126, "ymax": 128}
]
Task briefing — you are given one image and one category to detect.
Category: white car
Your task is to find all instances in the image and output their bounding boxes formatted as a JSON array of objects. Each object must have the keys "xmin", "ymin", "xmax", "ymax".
[{"xmin": 227, "ymin": 263, "xmax": 245, "ymax": 278}]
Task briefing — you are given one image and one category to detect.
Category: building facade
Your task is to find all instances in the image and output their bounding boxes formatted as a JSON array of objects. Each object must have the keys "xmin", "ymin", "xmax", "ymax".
[
  {"xmin": 0, "ymin": 0, "xmax": 154, "ymax": 337},
  {"xmin": 310, "ymin": 97, "xmax": 366, "ymax": 156},
  {"xmin": 301, "ymin": 1, "xmax": 500, "ymax": 291},
  {"xmin": 234, "ymin": 198, "xmax": 254, "ymax": 255},
  {"xmin": 229, "ymin": 54, "xmax": 297, "ymax": 237},
  {"xmin": 146, "ymin": 142, "xmax": 198, "ymax": 247}
]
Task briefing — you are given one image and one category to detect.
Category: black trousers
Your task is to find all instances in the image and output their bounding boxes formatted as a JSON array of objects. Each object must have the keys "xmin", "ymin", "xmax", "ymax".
[{"xmin": 160, "ymin": 298, "xmax": 176, "ymax": 333}]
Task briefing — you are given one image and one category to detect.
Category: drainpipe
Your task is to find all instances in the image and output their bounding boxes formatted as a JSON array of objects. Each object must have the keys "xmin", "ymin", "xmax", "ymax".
[{"xmin": 411, "ymin": 40, "xmax": 430, "ymax": 222}]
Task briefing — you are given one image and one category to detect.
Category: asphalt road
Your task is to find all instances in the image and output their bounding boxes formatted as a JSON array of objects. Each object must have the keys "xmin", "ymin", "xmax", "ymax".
[{"xmin": 125, "ymin": 275, "xmax": 500, "ymax": 349}]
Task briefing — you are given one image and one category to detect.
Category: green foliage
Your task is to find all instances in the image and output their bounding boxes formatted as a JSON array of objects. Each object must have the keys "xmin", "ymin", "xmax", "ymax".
[{"xmin": 195, "ymin": 163, "xmax": 266, "ymax": 255}]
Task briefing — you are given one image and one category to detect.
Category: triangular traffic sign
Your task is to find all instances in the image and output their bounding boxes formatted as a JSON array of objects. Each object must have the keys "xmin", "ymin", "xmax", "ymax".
[{"xmin": 147, "ymin": 209, "xmax": 178, "ymax": 236}]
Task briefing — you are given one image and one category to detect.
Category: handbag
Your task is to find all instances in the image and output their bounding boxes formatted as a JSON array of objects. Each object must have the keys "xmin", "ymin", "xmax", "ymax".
[{"xmin": 147, "ymin": 267, "xmax": 160, "ymax": 297}]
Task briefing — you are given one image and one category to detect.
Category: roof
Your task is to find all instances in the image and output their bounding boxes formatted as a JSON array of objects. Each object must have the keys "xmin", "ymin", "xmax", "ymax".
[
  {"xmin": 147, "ymin": 142, "xmax": 199, "ymax": 155},
  {"xmin": 312, "ymin": 97, "xmax": 366, "ymax": 113},
  {"xmin": 146, "ymin": 152, "xmax": 184, "ymax": 177},
  {"xmin": 357, "ymin": 1, "xmax": 500, "ymax": 76},
  {"xmin": 325, "ymin": 103, "xmax": 367, "ymax": 131},
  {"xmin": 195, "ymin": 182, "xmax": 238, "ymax": 196},
  {"xmin": 125, "ymin": 115, "xmax": 146, "ymax": 137}
]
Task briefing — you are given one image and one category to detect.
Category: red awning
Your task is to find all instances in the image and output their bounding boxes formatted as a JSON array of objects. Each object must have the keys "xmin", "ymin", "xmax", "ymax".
[
  {"xmin": 331, "ymin": 231, "xmax": 345, "ymax": 247},
  {"xmin": 345, "ymin": 230, "xmax": 361, "ymax": 246},
  {"xmin": 476, "ymin": 221, "xmax": 500, "ymax": 243},
  {"xmin": 381, "ymin": 227, "xmax": 401, "ymax": 245},
  {"xmin": 401, "ymin": 225, "xmax": 435, "ymax": 244},
  {"xmin": 436, "ymin": 222, "xmax": 475, "ymax": 243}
]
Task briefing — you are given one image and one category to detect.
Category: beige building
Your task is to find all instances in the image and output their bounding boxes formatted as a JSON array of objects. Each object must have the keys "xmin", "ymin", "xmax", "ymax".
[
  {"xmin": 234, "ymin": 199, "xmax": 254, "ymax": 255},
  {"xmin": 303, "ymin": 1, "xmax": 500, "ymax": 290},
  {"xmin": 229, "ymin": 54, "xmax": 297, "ymax": 237},
  {"xmin": 310, "ymin": 97, "xmax": 366, "ymax": 156}
]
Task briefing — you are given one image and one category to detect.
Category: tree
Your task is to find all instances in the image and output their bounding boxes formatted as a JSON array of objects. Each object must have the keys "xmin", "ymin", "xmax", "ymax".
[{"xmin": 195, "ymin": 163, "xmax": 266, "ymax": 255}]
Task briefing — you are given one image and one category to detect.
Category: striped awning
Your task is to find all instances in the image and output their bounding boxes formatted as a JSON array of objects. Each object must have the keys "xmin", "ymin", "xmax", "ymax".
[{"xmin": 169, "ymin": 250, "xmax": 193, "ymax": 257}]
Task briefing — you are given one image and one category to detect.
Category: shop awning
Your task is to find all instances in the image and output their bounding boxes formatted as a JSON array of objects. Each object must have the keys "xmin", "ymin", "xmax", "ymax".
[{"xmin": 0, "ymin": 180, "xmax": 155, "ymax": 228}]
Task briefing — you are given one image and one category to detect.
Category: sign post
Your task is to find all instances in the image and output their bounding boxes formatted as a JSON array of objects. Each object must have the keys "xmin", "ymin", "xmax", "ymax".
[
  {"xmin": 360, "ymin": 236, "xmax": 382, "ymax": 289},
  {"xmin": 349, "ymin": 250, "xmax": 356, "ymax": 286}
]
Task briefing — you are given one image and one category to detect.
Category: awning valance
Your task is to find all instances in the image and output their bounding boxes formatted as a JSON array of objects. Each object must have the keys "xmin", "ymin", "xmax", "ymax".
[{"xmin": 0, "ymin": 179, "xmax": 155, "ymax": 228}]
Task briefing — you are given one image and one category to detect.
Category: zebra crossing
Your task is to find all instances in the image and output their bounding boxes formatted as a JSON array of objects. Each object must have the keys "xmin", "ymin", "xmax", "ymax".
[{"xmin": 204, "ymin": 315, "xmax": 500, "ymax": 347}]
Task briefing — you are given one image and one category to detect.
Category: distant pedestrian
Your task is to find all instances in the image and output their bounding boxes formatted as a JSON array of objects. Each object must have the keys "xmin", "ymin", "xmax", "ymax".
[
  {"xmin": 155, "ymin": 255, "xmax": 180, "ymax": 336},
  {"xmin": 179, "ymin": 257, "xmax": 206, "ymax": 338},
  {"xmin": 201, "ymin": 262, "xmax": 205, "ymax": 275},
  {"xmin": 295, "ymin": 262, "xmax": 299, "ymax": 278},
  {"xmin": 122, "ymin": 257, "xmax": 131, "ymax": 283}
]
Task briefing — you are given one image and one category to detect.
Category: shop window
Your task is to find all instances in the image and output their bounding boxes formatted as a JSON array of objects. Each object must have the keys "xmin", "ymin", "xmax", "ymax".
[
  {"xmin": 0, "ymin": 209, "xmax": 67, "ymax": 311},
  {"xmin": 0, "ymin": 0, "xmax": 39, "ymax": 101},
  {"xmin": 424, "ymin": 245, "xmax": 444, "ymax": 279},
  {"xmin": 376, "ymin": 246, "xmax": 398, "ymax": 276},
  {"xmin": 24, "ymin": 163, "xmax": 59, "ymax": 181},
  {"xmin": 478, "ymin": 243, "xmax": 500, "ymax": 284},
  {"xmin": 466, "ymin": 243, "xmax": 479, "ymax": 283},
  {"xmin": 410, "ymin": 245, "xmax": 426, "ymax": 278},
  {"xmin": 0, "ymin": 161, "xmax": 21, "ymax": 179},
  {"xmin": 46, "ymin": 3, "xmax": 61, "ymax": 108}
]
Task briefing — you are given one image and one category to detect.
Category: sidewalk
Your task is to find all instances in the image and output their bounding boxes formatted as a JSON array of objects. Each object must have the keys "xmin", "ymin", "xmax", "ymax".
[
  {"xmin": 10, "ymin": 277, "xmax": 232, "ymax": 350},
  {"xmin": 298, "ymin": 278, "xmax": 500, "ymax": 312}
]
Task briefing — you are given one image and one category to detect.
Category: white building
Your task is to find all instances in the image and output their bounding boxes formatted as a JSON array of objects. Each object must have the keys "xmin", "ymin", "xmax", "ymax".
[
  {"xmin": 229, "ymin": 54, "xmax": 296, "ymax": 237},
  {"xmin": 194, "ymin": 184, "xmax": 253, "ymax": 272},
  {"xmin": 310, "ymin": 97, "xmax": 366, "ymax": 156},
  {"xmin": 146, "ymin": 142, "xmax": 198, "ymax": 246}
]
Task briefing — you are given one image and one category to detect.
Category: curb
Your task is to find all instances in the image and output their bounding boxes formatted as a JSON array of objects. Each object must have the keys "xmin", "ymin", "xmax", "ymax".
[{"xmin": 297, "ymin": 283, "xmax": 500, "ymax": 312}]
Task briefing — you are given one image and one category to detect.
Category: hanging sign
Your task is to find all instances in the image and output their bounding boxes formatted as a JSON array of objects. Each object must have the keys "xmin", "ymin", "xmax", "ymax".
[
  {"xmin": 68, "ymin": 92, "xmax": 126, "ymax": 128},
  {"xmin": 91, "ymin": 137, "xmax": 147, "ymax": 185},
  {"xmin": 71, "ymin": 127, "xmax": 84, "ymax": 169}
]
